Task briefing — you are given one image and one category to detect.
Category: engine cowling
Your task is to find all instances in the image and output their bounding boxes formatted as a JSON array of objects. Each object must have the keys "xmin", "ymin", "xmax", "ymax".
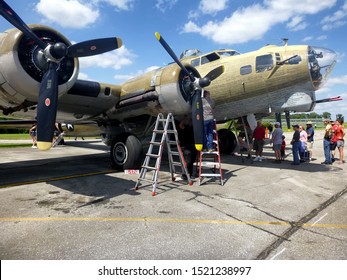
[
  {"xmin": 117, "ymin": 62, "xmax": 201, "ymax": 118},
  {"xmin": 0, "ymin": 24, "xmax": 78, "ymax": 108}
]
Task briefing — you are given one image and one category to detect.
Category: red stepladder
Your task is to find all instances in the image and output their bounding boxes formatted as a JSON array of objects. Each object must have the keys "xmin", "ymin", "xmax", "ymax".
[{"xmin": 198, "ymin": 120, "xmax": 223, "ymax": 186}]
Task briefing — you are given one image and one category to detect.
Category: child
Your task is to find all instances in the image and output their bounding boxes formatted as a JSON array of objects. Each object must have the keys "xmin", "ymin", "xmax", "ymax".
[{"xmin": 280, "ymin": 135, "xmax": 286, "ymax": 160}]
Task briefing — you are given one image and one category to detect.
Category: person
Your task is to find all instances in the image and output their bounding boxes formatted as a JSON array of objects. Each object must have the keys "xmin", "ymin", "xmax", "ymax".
[
  {"xmin": 335, "ymin": 119, "xmax": 345, "ymax": 164},
  {"xmin": 280, "ymin": 135, "xmax": 286, "ymax": 161},
  {"xmin": 252, "ymin": 121, "xmax": 266, "ymax": 162},
  {"xmin": 306, "ymin": 121, "xmax": 314, "ymax": 161},
  {"xmin": 290, "ymin": 124, "xmax": 301, "ymax": 165},
  {"xmin": 330, "ymin": 120, "xmax": 338, "ymax": 162},
  {"xmin": 299, "ymin": 125, "xmax": 307, "ymax": 162},
  {"xmin": 322, "ymin": 119, "xmax": 333, "ymax": 164},
  {"xmin": 270, "ymin": 122, "xmax": 283, "ymax": 163},
  {"xmin": 202, "ymin": 90, "xmax": 215, "ymax": 152},
  {"xmin": 178, "ymin": 116, "xmax": 196, "ymax": 178},
  {"xmin": 29, "ymin": 123, "xmax": 37, "ymax": 148}
]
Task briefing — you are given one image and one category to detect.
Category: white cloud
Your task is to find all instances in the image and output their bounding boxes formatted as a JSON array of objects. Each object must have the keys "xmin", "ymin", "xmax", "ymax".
[
  {"xmin": 287, "ymin": 16, "xmax": 308, "ymax": 31},
  {"xmin": 302, "ymin": 36, "xmax": 313, "ymax": 42},
  {"xmin": 36, "ymin": 0, "xmax": 99, "ymax": 29},
  {"xmin": 182, "ymin": 0, "xmax": 337, "ymax": 45},
  {"xmin": 36, "ymin": 0, "xmax": 134, "ymax": 29},
  {"xmin": 321, "ymin": 0, "xmax": 347, "ymax": 30},
  {"xmin": 155, "ymin": 0, "xmax": 178, "ymax": 13},
  {"xmin": 77, "ymin": 72, "xmax": 91, "ymax": 80},
  {"xmin": 99, "ymin": 0, "xmax": 134, "ymax": 10},
  {"xmin": 189, "ymin": 0, "xmax": 229, "ymax": 19},
  {"xmin": 79, "ymin": 45, "xmax": 136, "ymax": 70}
]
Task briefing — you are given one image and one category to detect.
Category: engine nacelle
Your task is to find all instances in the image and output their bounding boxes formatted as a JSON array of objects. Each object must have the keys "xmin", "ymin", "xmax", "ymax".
[
  {"xmin": 117, "ymin": 62, "xmax": 201, "ymax": 118},
  {"xmin": 0, "ymin": 24, "xmax": 78, "ymax": 108}
]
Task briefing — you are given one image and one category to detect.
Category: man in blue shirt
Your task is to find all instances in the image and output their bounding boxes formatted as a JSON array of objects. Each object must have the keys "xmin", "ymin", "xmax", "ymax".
[{"xmin": 306, "ymin": 121, "xmax": 314, "ymax": 161}]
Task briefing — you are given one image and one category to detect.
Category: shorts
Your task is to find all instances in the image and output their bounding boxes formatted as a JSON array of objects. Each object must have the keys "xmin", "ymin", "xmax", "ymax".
[
  {"xmin": 273, "ymin": 144, "xmax": 281, "ymax": 151},
  {"xmin": 253, "ymin": 139, "xmax": 264, "ymax": 152},
  {"xmin": 307, "ymin": 141, "xmax": 313, "ymax": 152},
  {"xmin": 337, "ymin": 140, "xmax": 344, "ymax": 148},
  {"xmin": 330, "ymin": 142, "xmax": 337, "ymax": 150}
]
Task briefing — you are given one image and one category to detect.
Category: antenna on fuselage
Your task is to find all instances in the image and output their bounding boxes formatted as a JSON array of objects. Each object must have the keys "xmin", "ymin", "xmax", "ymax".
[{"xmin": 282, "ymin": 38, "xmax": 289, "ymax": 46}]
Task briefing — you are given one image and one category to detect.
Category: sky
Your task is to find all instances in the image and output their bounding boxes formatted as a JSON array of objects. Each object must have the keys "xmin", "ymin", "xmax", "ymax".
[{"xmin": 1, "ymin": 0, "xmax": 346, "ymax": 120}]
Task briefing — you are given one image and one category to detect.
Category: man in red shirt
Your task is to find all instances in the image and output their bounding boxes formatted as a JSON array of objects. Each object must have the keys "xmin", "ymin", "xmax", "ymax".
[
  {"xmin": 330, "ymin": 120, "xmax": 339, "ymax": 162},
  {"xmin": 252, "ymin": 121, "xmax": 266, "ymax": 162}
]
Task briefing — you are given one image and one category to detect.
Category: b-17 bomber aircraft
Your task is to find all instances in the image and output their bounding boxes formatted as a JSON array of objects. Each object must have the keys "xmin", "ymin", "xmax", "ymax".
[{"xmin": 0, "ymin": 0, "xmax": 338, "ymax": 170}]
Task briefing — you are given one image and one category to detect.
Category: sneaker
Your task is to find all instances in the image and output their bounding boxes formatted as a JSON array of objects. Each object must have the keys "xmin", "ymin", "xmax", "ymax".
[
  {"xmin": 32, "ymin": 145, "xmax": 37, "ymax": 148},
  {"xmin": 253, "ymin": 157, "xmax": 259, "ymax": 162},
  {"xmin": 259, "ymin": 158, "xmax": 262, "ymax": 162},
  {"xmin": 208, "ymin": 149, "xmax": 214, "ymax": 153}
]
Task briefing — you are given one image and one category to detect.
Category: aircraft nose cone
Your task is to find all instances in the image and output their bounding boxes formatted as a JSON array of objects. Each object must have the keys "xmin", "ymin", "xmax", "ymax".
[{"xmin": 308, "ymin": 46, "xmax": 337, "ymax": 89}]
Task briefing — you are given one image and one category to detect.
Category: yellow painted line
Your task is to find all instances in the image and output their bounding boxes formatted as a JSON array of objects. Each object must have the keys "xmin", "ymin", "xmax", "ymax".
[
  {"xmin": 0, "ymin": 170, "xmax": 116, "ymax": 189},
  {"xmin": 0, "ymin": 217, "xmax": 346, "ymax": 229}
]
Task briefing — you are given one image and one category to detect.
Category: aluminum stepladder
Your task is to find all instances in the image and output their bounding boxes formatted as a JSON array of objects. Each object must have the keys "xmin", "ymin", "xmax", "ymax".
[
  {"xmin": 135, "ymin": 113, "xmax": 192, "ymax": 196},
  {"xmin": 197, "ymin": 120, "xmax": 224, "ymax": 186}
]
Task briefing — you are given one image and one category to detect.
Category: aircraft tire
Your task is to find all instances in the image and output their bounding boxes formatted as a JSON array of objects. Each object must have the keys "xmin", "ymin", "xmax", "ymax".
[
  {"xmin": 218, "ymin": 129, "xmax": 237, "ymax": 154},
  {"xmin": 110, "ymin": 134, "xmax": 143, "ymax": 171}
]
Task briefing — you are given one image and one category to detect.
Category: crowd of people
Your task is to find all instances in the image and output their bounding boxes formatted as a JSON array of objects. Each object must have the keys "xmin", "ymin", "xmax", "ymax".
[{"xmin": 237, "ymin": 118, "xmax": 345, "ymax": 166}]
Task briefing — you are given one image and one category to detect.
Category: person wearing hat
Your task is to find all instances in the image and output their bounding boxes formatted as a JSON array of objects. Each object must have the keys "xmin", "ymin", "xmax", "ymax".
[
  {"xmin": 306, "ymin": 121, "xmax": 314, "ymax": 161},
  {"xmin": 270, "ymin": 122, "xmax": 283, "ymax": 163},
  {"xmin": 290, "ymin": 124, "xmax": 301, "ymax": 165},
  {"xmin": 322, "ymin": 119, "xmax": 333, "ymax": 164}
]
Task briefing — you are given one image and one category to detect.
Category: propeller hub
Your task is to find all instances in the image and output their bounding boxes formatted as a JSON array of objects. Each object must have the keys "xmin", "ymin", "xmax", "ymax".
[
  {"xmin": 199, "ymin": 77, "xmax": 211, "ymax": 88},
  {"xmin": 51, "ymin": 42, "xmax": 68, "ymax": 60}
]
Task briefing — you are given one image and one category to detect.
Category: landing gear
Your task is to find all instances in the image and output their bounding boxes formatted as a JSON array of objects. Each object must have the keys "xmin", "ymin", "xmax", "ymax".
[
  {"xmin": 218, "ymin": 129, "xmax": 237, "ymax": 154},
  {"xmin": 110, "ymin": 134, "xmax": 143, "ymax": 171}
]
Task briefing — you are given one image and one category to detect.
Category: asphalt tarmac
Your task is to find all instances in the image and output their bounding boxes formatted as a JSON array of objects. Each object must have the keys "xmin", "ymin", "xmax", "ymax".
[{"xmin": 0, "ymin": 130, "xmax": 346, "ymax": 260}]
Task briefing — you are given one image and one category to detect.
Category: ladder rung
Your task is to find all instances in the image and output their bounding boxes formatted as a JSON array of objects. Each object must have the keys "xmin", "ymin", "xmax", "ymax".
[
  {"xmin": 141, "ymin": 165, "xmax": 157, "ymax": 171},
  {"xmin": 150, "ymin": 141, "xmax": 162, "ymax": 146},
  {"xmin": 146, "ymin": 153, "xmax": 160, "ymax": 158},
  {"xmin": 169, "ymin": 151, "xmax": 180, "ymax": 156},
  {"xmin": 172, "ymin": 162, "xmax": 182, "ymax": 166},
  {"xmin": 167, "ymin": 141, "xmax": 177, "ymax": 145},
  {"xmin": 200, "ymin": 162, "xmax": 220, "ymax": 167},
  {"xmin": 202, "ymin": 151, "xmax": 219, "ymax": 155},
  {"xmin": 200, "ymin": 173, "xmax": 222, "ymax": 177}
]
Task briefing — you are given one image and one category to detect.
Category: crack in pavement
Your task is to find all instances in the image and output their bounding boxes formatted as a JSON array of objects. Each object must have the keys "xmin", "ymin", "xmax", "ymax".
[{"xmin": 255, "ymin": 185, "xmax": 347, "ymax": 259}]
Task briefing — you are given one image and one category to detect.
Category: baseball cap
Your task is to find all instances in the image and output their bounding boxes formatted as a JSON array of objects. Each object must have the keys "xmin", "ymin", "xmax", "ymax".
[
  {"xmin": 292, "ymin": 124, "xmax": 299, "ymax": 128},
  {"xmin": 274, "ymin": 122, "xmax": 280, "ymax": 126}
]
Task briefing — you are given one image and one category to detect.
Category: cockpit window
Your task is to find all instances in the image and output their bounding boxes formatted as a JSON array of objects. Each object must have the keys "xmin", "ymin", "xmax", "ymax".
[
  {"xmin": 256, "ymin": 54, "xmax": 273, "ymax": 72},
  {"xmin": 191, "ymin": 58, "xmax": 200, "ymax": 67},
  {"xmin": 201, "ymin": 52, "xmax": 220, "ymax": 65},
  {"xmin": 217, "ymin": 50, "xmax": 240, "ymax": 57}
]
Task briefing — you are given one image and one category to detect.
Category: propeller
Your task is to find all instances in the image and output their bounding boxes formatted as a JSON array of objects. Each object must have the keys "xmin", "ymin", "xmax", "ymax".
[
  {"xmin": 155, "ymin": 32, "xmax": 224, "ymax": 151},
  {"xmin": 0, "ymin": 0, "xmax": 122, "ymax": 150}
]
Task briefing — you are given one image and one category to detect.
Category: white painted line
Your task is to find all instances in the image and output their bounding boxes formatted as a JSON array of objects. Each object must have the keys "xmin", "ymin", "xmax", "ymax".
[
  {"xmin": 312, "ymin": 213, "xmax": 328, "ymax": 225},
  {"xmin": 270, "ymin": 248, "xmax": 286, "ymax": 260}
]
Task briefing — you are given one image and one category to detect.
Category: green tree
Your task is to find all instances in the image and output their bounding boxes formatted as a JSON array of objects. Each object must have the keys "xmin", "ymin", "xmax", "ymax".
[{"xmin": 322, "ymin": 112, "xmax": 331, "ymax": 119}]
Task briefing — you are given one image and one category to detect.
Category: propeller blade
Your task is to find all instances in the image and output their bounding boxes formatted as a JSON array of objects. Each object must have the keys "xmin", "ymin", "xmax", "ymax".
[
  {"xmin": 0, "ymin": 0, "xmax": 46, "ymax": 50},
  {"xmin": 36, "ymin": 62, "xmax": 59, "ymax": 150},
  {"xmin": 204, "ymin": 65, "xmax": 225, "ymax": 82},
  {"xmin": 155, "ymin": 32, "xmax": 195, "ymax": 81},
  {"xmin": 67, "ymin": 37, "xmax": 122, "ymax": 58},
  {"xmin": 191, "ymin": 91, "xmax": 204, "ymax": 151}
]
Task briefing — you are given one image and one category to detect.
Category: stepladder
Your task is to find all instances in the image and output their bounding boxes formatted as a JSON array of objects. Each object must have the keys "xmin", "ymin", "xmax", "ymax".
[
  {"xmin": 135, "ymin": 113, "xmax": 193, "ymax": 196},
  {"xmin": 197, "ymin": 120, "xmax": 224, "ymax": 186}
]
